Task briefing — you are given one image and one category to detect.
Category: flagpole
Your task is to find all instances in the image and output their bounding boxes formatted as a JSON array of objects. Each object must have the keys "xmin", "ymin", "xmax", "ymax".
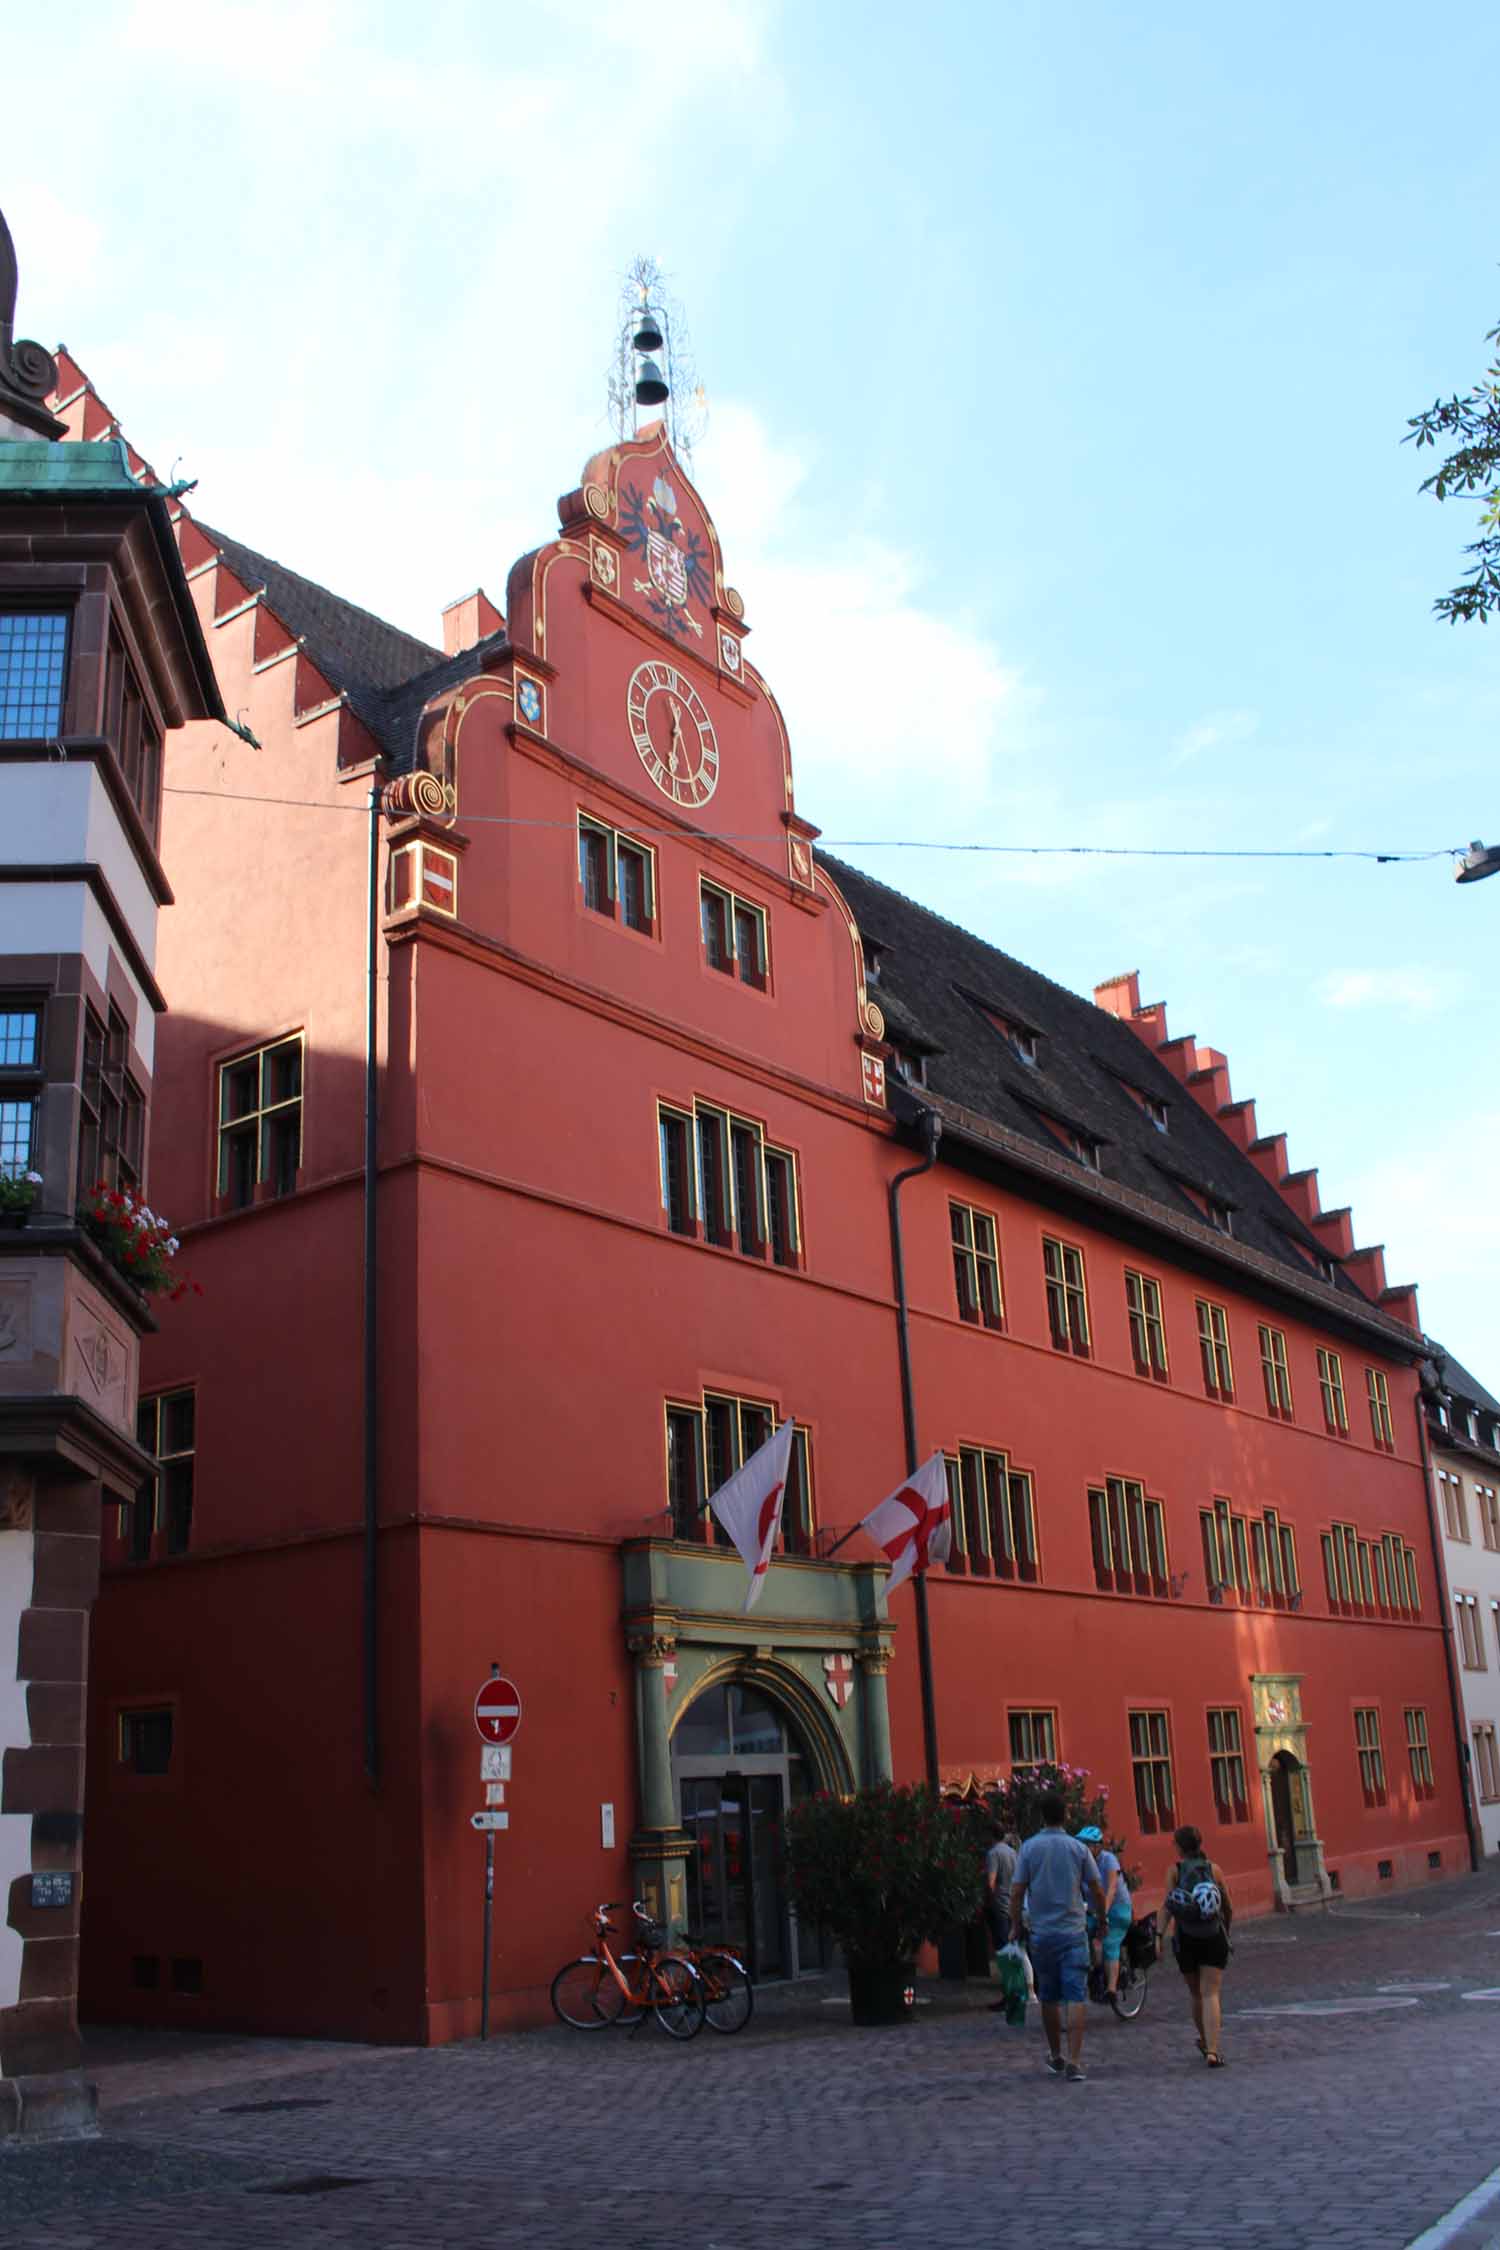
[{"xmin": 887, "ymin": 1108, "xmax": 944, "ymax": 1792}]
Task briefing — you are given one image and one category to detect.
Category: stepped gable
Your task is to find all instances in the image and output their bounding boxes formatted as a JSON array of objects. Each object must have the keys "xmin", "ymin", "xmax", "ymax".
[
  {"xmin": 1095, "ymin": 968, "xmax": 1421, "ymax": 1334},
  {"xmin": 818, "ymin": 853, "xmax": 1419, "ymax": 1337}
]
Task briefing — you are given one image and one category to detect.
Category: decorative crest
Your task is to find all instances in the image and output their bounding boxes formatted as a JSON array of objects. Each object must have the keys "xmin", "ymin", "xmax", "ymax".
[{"xmin": 0, "ymin": 204, "xmax": 65, "ymax": 439}]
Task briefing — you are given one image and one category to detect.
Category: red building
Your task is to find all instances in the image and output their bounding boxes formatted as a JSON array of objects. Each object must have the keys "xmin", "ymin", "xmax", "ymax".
[{"xmin": 45, "ymin": 355, "xmax": 1471, "ymax": 2044}]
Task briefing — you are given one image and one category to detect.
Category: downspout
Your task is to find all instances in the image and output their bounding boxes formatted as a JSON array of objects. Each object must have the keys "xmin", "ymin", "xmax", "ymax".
[
  {"xmin": 1413, "ymin": 1380, "xmax": 1480, "ymax": 1872},
  {"xmin": 887, "ymin": 1106, "xmax": 943, "ymax": 1792},
  {"xmin": 363, "ymin": 774, "xmax": 383, "ymax": 1788}
]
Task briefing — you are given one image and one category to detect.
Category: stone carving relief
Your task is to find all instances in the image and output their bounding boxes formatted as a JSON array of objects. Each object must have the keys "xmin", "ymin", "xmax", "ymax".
[{"xmin": 0, "ymin": 1280, "xmax": 31, "ymax": 1365}]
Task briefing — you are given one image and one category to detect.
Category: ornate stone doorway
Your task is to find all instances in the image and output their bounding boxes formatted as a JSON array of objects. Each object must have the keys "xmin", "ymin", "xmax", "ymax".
[{"xmin": 1251, "ymin": 1674, "xmax": 1330, "ymax": 1906}]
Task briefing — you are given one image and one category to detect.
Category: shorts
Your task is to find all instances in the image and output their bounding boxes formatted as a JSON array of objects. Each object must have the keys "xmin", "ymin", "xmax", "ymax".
[
  {"xmin": 1100, "ymin": 1902, "xmax": 1133, "ymax": 1964},
  {"xmin": 1030, "ymin": 1932, "xmax": 1088, "ymax": 2006},
  {"xmin": 1174, "ymin": 1931, "xmax": 1230, "ymax": 1976}
]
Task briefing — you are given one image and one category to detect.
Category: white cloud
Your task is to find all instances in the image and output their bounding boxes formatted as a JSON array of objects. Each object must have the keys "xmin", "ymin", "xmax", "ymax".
[
  {"xmin": 1317, "ymin": 967, "xmax": 1446, "ymax": 1016},
  {"xmin": 1172, "ymin": 707, "xmax": 1258, "ymax": 768}
]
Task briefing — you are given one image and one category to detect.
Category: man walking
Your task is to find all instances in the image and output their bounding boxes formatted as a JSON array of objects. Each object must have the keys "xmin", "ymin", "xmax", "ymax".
[
  {"xmin": 984, "ymin": 1823, "xmax": 1019, "ymax": 1958},
  {"xmin": 1008, "ymin": 1793, "xmax": 1107, "ymax": 2083}
]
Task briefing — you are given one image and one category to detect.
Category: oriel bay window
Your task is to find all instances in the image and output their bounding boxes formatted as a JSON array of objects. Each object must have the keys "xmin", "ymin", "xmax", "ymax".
[
  {"xmin": 1088, "ymin": 1476, "xmax": 1168, "ymax": 1595},
  {"xmin": 218, "ymin": 1035, "xmax": 303, "ymax": 1208},
  {"xmin": 0, "ymin": 1003, "xmax": 42, "ymax": 1183},
  {"xmin": 658, "ymin": 1101, "xmax": 799, "ymax": 1266},
  {"xmin": 1366, "ymin": 1368, "xmax": 1396, "ymax": 1451},
  {"xmin": 77, "ymin": 1005, "xmax": 144, "ymax": 1198},
  {"xmin": 1129, "ymin": 1709, "xmax": 1175, "ymax": 1833},
  {"xmin": 1354, "ymin": 1707, "xmax": 1386, "ymax": 1806},
  {"xmin": 942, "ymin": 1445, "xmax": 1039, "ymax": 1580},
  {"xmin": 0, "ymin": 609, "xmax": 69, "ymax": 740},
  {"xmin": 1125, "ymin": 1269, "xmax": 1169, "ymax": 1378},
  {"xmin": 1042, "ymin": 1235, "xmax": 1090, "ymax": 1355},
  {"xmin": 103, "ymin": 621, "xmax": 164, "ymax": 839},
  {"xmin": 1195, "ymin": 1298, "xmax": 1234, "ymax": 1400},
  {"xmin": 1259, "ymin": 1325, "xmax": 1294, "ymax": 1418},
  {"xmin": 131, "ymin": 1388, "xmax": 196, "ymax": 1561},
  {"xmin": 700, "ymin": 880, "xmax": 768, "ymax": 988},
  {"xmin": 1207, "ymin": 1707, "xmax": 1250, "ymax": 1823},
  {"xmin": 1317, "ymin": 1347, "xmax": 1349, "ymax": 1435},
  {"xmin": 951, "ymin": 1201, "xmax": 1003, "ymax": 1328},
  {"xmin": 663, "ymin": 1392, "xmax": 815, "ymax": 1556},
  {"xmin": 577, "ymin": 814, "xmax": 655, "ymax": 933}
]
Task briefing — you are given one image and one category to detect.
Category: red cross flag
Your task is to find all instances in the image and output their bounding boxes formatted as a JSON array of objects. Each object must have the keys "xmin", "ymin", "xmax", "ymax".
[
  {"xmin": 860, "ymin": 1452, "xmax": 952, "ymax": 1597},
  {"xmin": 709, "ymin": 1419, "xmax": 796, "ymax": 1613}
]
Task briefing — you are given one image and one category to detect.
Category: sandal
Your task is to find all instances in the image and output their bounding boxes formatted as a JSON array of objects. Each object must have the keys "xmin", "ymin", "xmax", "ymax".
[{"xmin": 1204, "ymin": 2051, "xmax": 1224, "ymax": 2068}]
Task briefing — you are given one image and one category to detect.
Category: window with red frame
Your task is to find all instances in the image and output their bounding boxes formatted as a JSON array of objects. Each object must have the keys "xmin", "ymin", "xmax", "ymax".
[
  {"xmin": 944, "ymin": 1446, "xmax": 1039, "ymax": 1581},
  {"xmin": 1317, "ymin": 1347, "xmax": 1349, "ymax": 1434},
  {"xmin": 951, "ymin": 1201, "xmax": 1004, "ymax": 1329},
  {"xmin": 1129, "ymin": 1709, "xmax": 1174, "ymax": 1832},
  {"xmin": 1207, "ymin": 1707, "xmax": 1250, "ymax": 1822},
  {"xmin": 1366, "ymin": 1367, "xmax": 1396, "ymax": 1451},
  {"xmin": 1042, "ymin": 1235, "xmax": 1090, "ymax": 1355},
  {"xmin": 1354, "ymin": 1707, "xmax": 1386, "ymax": 1806},
  {"xmin": 1195, "ymin": 1298, "xmax": 1234, "ymax": 1400},
  {"xmin": 1258, "ymin": 1324, "xmax": 1294, "ymax": 1417},
  {"xmin": 1088, "ymin": 1477, "xmax": 1168, "ymax": 1596},
  {"xmin": 1125, "ymin": 1268, "xmax": 1169, "ymax": 1379},
  {"xmin": 1405, "ymin": 1708, "xmax": 1435, "ymax": 1797}
]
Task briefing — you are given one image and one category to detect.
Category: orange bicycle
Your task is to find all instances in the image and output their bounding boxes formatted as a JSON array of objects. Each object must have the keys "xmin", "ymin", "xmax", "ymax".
[
  {"xmin": 678, "ymin": 1935, "xmax": 754, "ymax": 2033},
  {"xmin": 550, "ymin": 1902, "xmax": 705, "ymax": 2040}
]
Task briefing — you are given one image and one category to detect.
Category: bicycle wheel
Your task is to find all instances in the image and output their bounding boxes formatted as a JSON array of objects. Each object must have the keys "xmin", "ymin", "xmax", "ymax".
[
  {"xmin": 650, "ymin": 1953, "xmax": 706, "ymax": 2040},
  {"xmin": 1109, "ymin": 1965, "xmax": 1148, "ymax": 2022},
  {"xmin": 698, "ymin": 1951, "xmax": 754, "ymax": 2034},
  {"xmin": 551, "ymin": 1957, "xmax": 629, "ymax": 2029}
]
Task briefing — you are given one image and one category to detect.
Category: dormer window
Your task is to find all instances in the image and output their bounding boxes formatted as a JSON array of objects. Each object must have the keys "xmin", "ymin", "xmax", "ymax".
[
  {"xmin": 1144, "ymin": 1097, "xmax": 1168, "ymax": 1133},
  {"xmin": 1010, "ymin": 1026, "xmax": 1038, "ymax": 1066},
  {"xmin": 861, "ymin": 937, "xmax": 884, "ymax": 986},
  {"xmin": 891, "ymin": 1043, "xmax": 927, "ymax": 1087},
  {"xmin": 1071, "ymin": 1131, "xmax": 1101, "ymax": 1172},
  {"xmin": 1207, "ymin": 1200, "xmax": 1234, "ymax": 1236}
]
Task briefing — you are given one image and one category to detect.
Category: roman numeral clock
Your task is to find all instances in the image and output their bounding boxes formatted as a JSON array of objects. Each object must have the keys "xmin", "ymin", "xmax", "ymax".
[{"xmin": 627, "ymin": 659, "xmax": 719, "ymax": 809}]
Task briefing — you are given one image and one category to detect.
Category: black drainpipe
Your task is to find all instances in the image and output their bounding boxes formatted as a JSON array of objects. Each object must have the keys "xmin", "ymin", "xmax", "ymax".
[
  {"xmin": 363, "ymin": 774, "xmax": 383, "ymax": 1788},
  {"xmin": 887, "ymin": 1106, "xmax": 943, "ymax": 1792},
  {"xmin": 1413, "ymin": 1377, "xmax": 1480, "ymax": 1872}
]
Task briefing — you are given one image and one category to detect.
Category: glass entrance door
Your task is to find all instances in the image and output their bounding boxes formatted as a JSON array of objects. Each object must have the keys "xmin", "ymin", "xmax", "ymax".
[{"xmin": 680, "ymin": 1773, "xmax": 788, "ymax": 1978}]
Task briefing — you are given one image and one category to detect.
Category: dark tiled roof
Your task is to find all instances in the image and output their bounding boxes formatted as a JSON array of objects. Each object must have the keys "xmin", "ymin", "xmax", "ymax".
[
  {"xmin": 1428, "ymin": 1344, "xmax": 1500, "ymax": 1419},
  {"xmin": 199, "ymin": 523, "xmax": 450, "ymax": 754},
  {"xmin": 819, "ymin": 852, "xmax": 1393, "ymax": 1327},
  {"xmin": 374, "ymin": 633, "xmax": 509, "ymax": 772}
]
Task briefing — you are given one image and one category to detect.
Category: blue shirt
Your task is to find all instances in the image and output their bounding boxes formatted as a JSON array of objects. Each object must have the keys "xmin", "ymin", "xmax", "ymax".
[
  {"xmin": 1013, "ymin": 1828, "xmax": 1096, "ymax": 1939},
  {"xmin": 1098, "ymin": 1848, "xmax": 1132, "ymax": 1916}
]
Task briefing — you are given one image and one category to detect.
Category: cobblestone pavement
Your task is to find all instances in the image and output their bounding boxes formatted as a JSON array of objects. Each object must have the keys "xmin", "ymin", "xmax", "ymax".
[{"xmin": 6, "ymin": 1869, "xmax": 1500, "ymax": 2250}]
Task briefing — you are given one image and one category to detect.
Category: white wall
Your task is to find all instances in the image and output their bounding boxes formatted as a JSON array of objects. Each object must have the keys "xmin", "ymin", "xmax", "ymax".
[
  {"xmin": 0, "ymin": 881, "xmax": 155, "ymax": 1072},
  {"xmin": 1, "ymin": 761, "xmax": 159, "ymax": 963},
  {"xmin": 1434, "ymin": 1445, "xmax": 1500, "ymax": 1857},
  {"xmin": 0, "ymin": 1524, "xmax": 34, "ymax": 2013}
]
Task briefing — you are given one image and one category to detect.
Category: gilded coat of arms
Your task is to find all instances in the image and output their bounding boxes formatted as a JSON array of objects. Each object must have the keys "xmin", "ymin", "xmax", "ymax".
[{"xmin": 620, "ymin": 475, "xmax": 712, "ymax": 645}]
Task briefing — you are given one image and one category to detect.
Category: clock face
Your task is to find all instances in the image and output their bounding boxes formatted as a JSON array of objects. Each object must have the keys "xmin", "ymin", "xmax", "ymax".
[{"xmin": 627, "ymin": 660, "xmax": 719, "ymax": 808}]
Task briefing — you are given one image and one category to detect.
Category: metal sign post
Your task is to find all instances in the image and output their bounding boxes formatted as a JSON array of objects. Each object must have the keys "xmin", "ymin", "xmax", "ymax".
[{"xmin": 472, "ymin": 1665, "xmax": 522, "ymax": 2041}]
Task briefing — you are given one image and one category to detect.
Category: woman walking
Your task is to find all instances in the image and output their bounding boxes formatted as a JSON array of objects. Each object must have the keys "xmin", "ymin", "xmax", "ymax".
[
  {"xmin": 1156, "ymin": 1823, "xmax": 1233, "ymax": 2066},
  {"xmin": 1077, "ymin": 1826, "xmax": 1132, "ymax": 1999}
]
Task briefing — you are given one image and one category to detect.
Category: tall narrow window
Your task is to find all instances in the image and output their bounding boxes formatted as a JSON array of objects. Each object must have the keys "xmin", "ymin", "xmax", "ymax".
[
  {"xmin": 729, "ymin": 1120, "xmax": 765, "ymax": 1257},
  {"xmin": 951, "ymin": 1202, "xmax": 1004, "ymax": 1329},
  {"xmin": 1125, "ymin": 1270, "xmax": 1169, "ymax": 1378},
  {"xmin": 0, "ymin": 611, "xmax": 69, "ymax": 739},
  {"xmin": 0, "ymin": 1003, "xmax": 42, "ymax": 1186},
  {"xmin": 695, "ymin": 1106, "xmax": 732, "ymax": 1247},
  {"xmin": 1439, "ymin": 1470, "xmax": 1469, "ymax": 1542},
  {"xmin": 1366, "ymin": 1368, "xmax": 1396, "ymax": 1451},
  {"xmin": 217, "ymin": 1036, "xmax": 303, "ymax": 1209},
  {"xmin": 1195, "ymin": 1299, "xmax": 1234, "ymax": 1399},
  {"xmin": 1129, "ymin": 1709, "xmax": 1174, "ymax": 1833},
  {"xmin": 658, "ymin": 1107, "xmax": 695, "ymax": 1235},
  {"xmin": 616, "ymin": 840, "xmax": 653, "ymax": 933},
  {"xmin": 1478, "ymin": 1484, "xmax": 1500, "ymax": 1552},
  {"xmin": 665, "ymin": 1406, "xmax": 704, "ymax": 1540},
  {"xmin": 78, "ymin": 1005, "xmax": 144, "ymax": 1200},
  {"xmin": 764, "ymin": 1147, "xmax": 799, "ymax": 1269},
  {"xmin": 1354, "ymin": 1708, "xmax": 1386, "ymax": 1805},
  {"xmin": 701, "ymin": 882, "xmax": 768, "ymax": 987},
  {"xmin": 1317, "ymin": 1348, "xmax": 1349, "ymax": 1434},
  {"xmin": 135, "ymin": 1389, "xmax": 196, "ymax": 1558},
  {"xmin": 1088, "ymin": 1477, "xmax": 1167, "ymax": 1595},
  {"xmin": 783, "ymin": 1427, "xmax": 816, "ymax": 1557},
  {"xmin": 104, "ymin": 622, "xmax": 163, "ymax": 836},
  {"xmin": 1258, "ymin": 1325, "xmax": 1293, "ymax": 1417},
  {"xmin": 578, "ymin": 819, "xmax": 612, "ymax": 914},
  {"xmin": 1405, "ymin": 1708, "xmax": 1435, "ymax": 1796},
  {"xmin": 1474, "ymin": 1723, "xmax": 1500, "ymax": 1805},
  {"xmin": 1200, "ymin": 1500, "xmax": 1252, "ymax": 1600},
  {"xmin": 1207, "ymin": 1707, "xmax": 1249, "ymax": 1823},
  {"xmin": 578, "ymin": 814, "xmax": 655, "ymax": 932},
  {"xmin": 1042, "ymin": 1236, "xmax": 1089, "ymax": 1355},
  {"xmin": 1456, "ymin": 1593, "xmax": 1485, "ymax": 1669}
]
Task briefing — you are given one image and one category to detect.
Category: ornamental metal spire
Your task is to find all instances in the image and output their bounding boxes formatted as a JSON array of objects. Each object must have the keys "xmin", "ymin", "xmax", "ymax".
[{"xmin": 606, "ymin": 255, "xmax": 708, "ymax": 464}]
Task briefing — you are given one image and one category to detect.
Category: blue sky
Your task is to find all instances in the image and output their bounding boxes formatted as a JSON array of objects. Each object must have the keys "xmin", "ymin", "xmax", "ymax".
[{"xmin": 9, "ymin": 0, "xmax": 1497, "ymax": 1376}]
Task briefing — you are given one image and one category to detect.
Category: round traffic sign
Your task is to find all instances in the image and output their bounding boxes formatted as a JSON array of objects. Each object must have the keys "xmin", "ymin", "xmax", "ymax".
[{"xmin": 474, "ymin": 1675, "xmax": 523, "ymax": 1745}]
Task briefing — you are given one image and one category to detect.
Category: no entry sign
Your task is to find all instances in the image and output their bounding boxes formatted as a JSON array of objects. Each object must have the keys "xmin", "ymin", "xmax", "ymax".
[{"xmin": 474, "ymin": 1674, "xmax": 523, "ymax": 1745}]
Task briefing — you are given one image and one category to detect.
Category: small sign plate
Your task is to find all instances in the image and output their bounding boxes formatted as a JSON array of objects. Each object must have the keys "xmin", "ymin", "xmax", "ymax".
[
  {"xmin": 471, "ymin": 1810, "xmax": 510, "ymax": 1832},
  {"xmin": 30, "ymin": 1872, "xmax": 74, "ymax": 1909},
  {"xmin": 480, "ymin": 1746, "xmax": 512, "ymax": 1782},
  {"xmin": 485, "ymin": 1782, "xmax": 506, "ymax": 1806}
]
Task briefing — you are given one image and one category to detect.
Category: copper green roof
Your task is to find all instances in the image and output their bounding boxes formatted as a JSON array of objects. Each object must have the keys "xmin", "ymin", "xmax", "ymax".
[{"xmin": 0, "ymin": 437, "xmax": 144, "ymax": 492}]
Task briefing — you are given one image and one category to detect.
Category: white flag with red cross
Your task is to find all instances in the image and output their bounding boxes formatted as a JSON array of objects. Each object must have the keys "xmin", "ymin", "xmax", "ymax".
[
  {"xmin": 709, "ymin": 1419, "xmax": 796, "ymax": 1614},
  {"xmin": 860, "ymin": 1452, "xmax": 952, "ymax": 1597}
]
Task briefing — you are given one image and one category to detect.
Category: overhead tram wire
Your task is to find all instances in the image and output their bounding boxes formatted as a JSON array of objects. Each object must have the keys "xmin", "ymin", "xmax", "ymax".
[{"xmin": 159, "ymin": 787, "xmax": 1459, "ymax": 866}]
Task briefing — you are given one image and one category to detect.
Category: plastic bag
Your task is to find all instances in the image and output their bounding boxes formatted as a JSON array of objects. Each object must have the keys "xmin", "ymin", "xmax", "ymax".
[{"xmin": 995, "ymin": 1942, "xmax": 1031, "ymax": 2027}]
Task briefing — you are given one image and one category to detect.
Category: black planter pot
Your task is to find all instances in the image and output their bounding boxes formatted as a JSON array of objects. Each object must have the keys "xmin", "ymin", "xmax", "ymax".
[
  {"xmin": 847, "ymin": 1959, "xmax": 916, "ymax": 2026},
  {"xmin": 0, "ymin": 1209, "xmax": 28, "ymax": 1231}
]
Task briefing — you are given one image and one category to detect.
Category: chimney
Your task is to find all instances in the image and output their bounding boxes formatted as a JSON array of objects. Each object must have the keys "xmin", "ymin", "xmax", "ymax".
[{"xmin": 442, "ymin": 589, "xmax": 504, "ymax": 657}]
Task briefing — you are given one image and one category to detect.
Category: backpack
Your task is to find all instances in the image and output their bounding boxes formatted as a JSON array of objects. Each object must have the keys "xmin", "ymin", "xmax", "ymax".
[{"xmin": 1166, "ymin": 1855, "xmax": 1224, "ymax": 1940}]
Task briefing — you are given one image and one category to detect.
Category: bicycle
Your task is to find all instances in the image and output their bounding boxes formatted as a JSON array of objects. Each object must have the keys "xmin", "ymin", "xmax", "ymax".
[
  {"xmin": 678, "ymin": 1936, "xmax": 754, "ymax": 2033},
  {"xmin": 550, "ymin": 1902, "xmax": 705, "ymax": 2040},
  {"xmin": 1089, "ymin": 1914, "xmax": 1155, "ymax": 2021}
]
